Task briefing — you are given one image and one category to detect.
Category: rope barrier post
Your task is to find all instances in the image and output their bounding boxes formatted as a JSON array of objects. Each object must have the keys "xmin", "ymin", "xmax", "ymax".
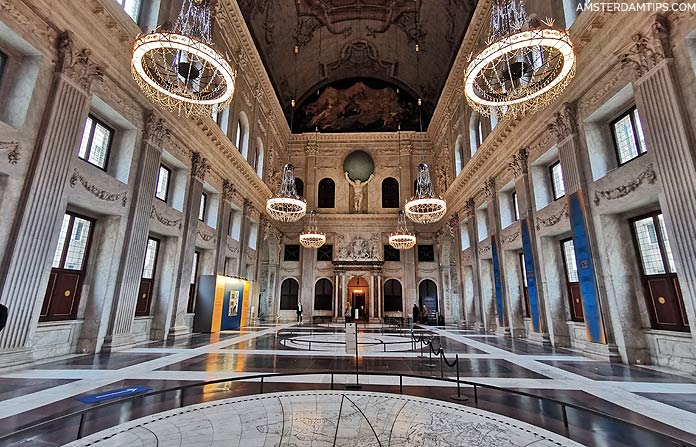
[
  {"xmin": 345, "ymin": 322, "xmax": 361, "ymax": 390},
  {"xmin": 260, "ymin": 376, "xmax": 264, "ymax": 394},
  {"xmin": 76, "ymin": 413, "xmax": 85, "ymax": 440},
  {"xmin": 562, "ymin": 404, "xmax": 569, "ymax": 436},
  {"xmin": 440, "ymin": 349, "xmax": 444, "ymax": 378},
  {"xmin": 474, "ymin": 384, "xmax": 478, "ymax": 405},
  {"xmin": 399, "ymin": 375, "xmax": 403, "ymax": 394},
  {"xmin": 331, "ymin": 373, "xmax": 334, "ymax": 390},
  {"xmin": 180, "ymin": 388, "xmax": 185, "ymax": 408},
  {"xmin": 450, "ymin": 354, "xmax": 468, "ymax": 402}
]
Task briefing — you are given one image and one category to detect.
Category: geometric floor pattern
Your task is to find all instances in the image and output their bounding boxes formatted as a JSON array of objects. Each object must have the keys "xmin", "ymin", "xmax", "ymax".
[{"xmin": 1, "ymin": 323, "xmax": 696, "ymax": 446}]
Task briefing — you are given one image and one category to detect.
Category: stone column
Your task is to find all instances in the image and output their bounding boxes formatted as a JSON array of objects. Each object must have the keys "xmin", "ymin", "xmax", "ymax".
[
  {"xmin": 483, "ymin": 178, "xmax": 511, "ymax": 335},
  {"xmin": 398, "ymin": 140, "xmax": 413, "ymax": 207},
  {"xmin": 509, "ymin": 148, "xmax": 551, "ymax": 344},
  {"xmin": 627, "ymin": 17, "xmax": 696, "ymax": 345},
  {"xmin": 169, "ymin": 152, "xmax": 208, "ymax": 336},
  {"xmin": 549, "ymin": 102, "xmax": 619, "ymax": 360},
  {"xmin": 102, "ymin": 112, "xmax": 169, "ymax": 350},
  {"xmin": 214, "ymin": 180, "xmax": 236, "ymax": 274},
  {"xmin": 369, "ymin": 274, "xmax": 375, "ymax": 320},
  {"xmin": 305, "ymin": 141, "xmax": 317, "ymax": 209},
  {"xmin": 333, "ymin": 273, "xmax": 339, "ymax": 319},
  {"xmin": 237, "ymin": 200, "xmax": 254, "ymax": 277},
  {"xmin": 0, "ymin": 32, "xmax": 103, "ymax": 364},
  {"xmin": 377, "ymin": 273, "xmax": 383, "ymax": 320},
  {"xmin": 341, "ymin": 272, "xmax": 347, "ymax": 317},
  {"xmin": 463, "ymin": 200, "xmax": 482, "ymax": 329}
]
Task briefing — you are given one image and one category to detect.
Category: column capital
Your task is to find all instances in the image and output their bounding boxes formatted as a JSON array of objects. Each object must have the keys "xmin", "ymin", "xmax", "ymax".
[
  {"xmin": 190, "ymin": 151, "xmax": 209, "ymax": 181},
  {"xmin": 222, "ymin": 179, "xmax": 241, "ymax": 203},
  {"xmin": 547, "ymin": 102, "xmax": 578, "ymax": 143},
  {"xmin": 446, "ymin": 213, "xmax": 459, "ymax": 238},
  {"xmin": 481, "ymin": 177, "xmax": 496, "ymax": 201},
  {"xmin": 144, "ymin": 111, "xmax": 171, "ymax": 150},
  {"xmin": 304, "ymin": 141, "xmax": 318, "ymax": 156},
  {"xmin": 462, "ymin": 198, "xmax": 476, "ymax": 218},
  {"xmin": 619, "ymin": 14, "xmax": 671, "ymax": 79},
  {"xmin": 508, "ymin": 146, "xmax": 529, "ymax": 178},
  {"xmin": 55, "ymin": 31, "xmax": 103, "ymax": 92},
  {"xmin": 399, "ymin": 141, "xmax": 413, "ymax": 156}
]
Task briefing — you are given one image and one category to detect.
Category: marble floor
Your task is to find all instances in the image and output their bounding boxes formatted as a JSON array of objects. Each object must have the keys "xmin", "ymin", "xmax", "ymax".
[{"xmin": 0, "ymin": 323, "xmax": 695, "ymax": 446}]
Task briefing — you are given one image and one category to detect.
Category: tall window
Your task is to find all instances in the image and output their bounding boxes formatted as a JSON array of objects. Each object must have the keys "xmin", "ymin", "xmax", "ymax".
[
  {"xmin": 0, "ymin": 50, "xmax": 7, "ymax": 84},
  {"xmin": 78, "ymin": 115, "xmax": 113, "ymax": 170},
  {"xmin": 41, "ymin": 212, "xmax": 94, "ymax": 321},
  {"xmin": 631, "ymin": 212, "xmax": 687, "ymax": 331},
  {"xmin": 255, "ymin": 142, "xmax": 264, "ymax": 177},
  {"xmin": 454, "ymin": 135, "xmax": 464, "ymax": 175},
  {"xmin": 470, "ymin": 112, "xmax": 482, "ymax": 156},
  {"xmin": 384, "ymin": 245, "xmax": 400, "ymax": 262},
  {"xmin": 519, "ymin": 253, "xmax": 530, "ymax": 318},
  {"xmin": 229, "ymin": 209, "xmax": 242, "ymax": 240},
  {"xmin": 116, "ymin": 0, "xmax": 141, "ymax": 22},
  {"xmin": 198, "ymin": 192, "xmax": 207, "ymax": 222},
  {"xmin": 561, "ymin": 238, "xmax": 584, "ymax": 322},
  {"xmin": 136, "ymin": 237, "xmax": 159, "ymax": 317},
  {"xmin": 384, "ymin": 279, "xmax": 403, "ymax": 312},
  {"xmin": 512, "ymin": 190, "xmax": 520, "ymax": 221},
  {"xmin": 317, "ymin": 244, "xmax": 333, "ymax": 261},
  {"xmin": 417, "ymin": 245, "xmax": 435, "ymax": 262},
  {"xmin": 612, "ymin": 106, "xmax": 647, "ymax": 165},
  {"xmin": 155, "ymin": 164, "xmax": 171, "ymax": 202},
  {"xmin": 549, "ymin": 161, "xmax": 565, "ymax": 200},
  {"xmin": 187, "ymin": 251, "xmax": 200, "ymax": 313},
  {"xmin": 295, "ymin": 178, "xmax": 304, "ymax": 197},
  {"xmin": 280, "ymin": 278, "xmax": 299, "ymax": 310},
  {"xmin": 235, "ymin": 112, "xmax": 250, "ymax": 157},
  {"xmin": 381, "ymin": 177, "xmax": 399, "ymax": 208},
  {"xmin": 314, "ymin": 278, "xmax": 333, "ymax": 311},
  {"xmin": 317, "ymin": 178, "xmax": 335, "ymax": 208}
]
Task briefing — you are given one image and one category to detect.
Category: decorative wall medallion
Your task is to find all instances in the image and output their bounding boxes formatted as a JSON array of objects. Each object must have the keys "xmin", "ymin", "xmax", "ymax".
[
  {"xmin": 150, "ymin": 205, "xmax": 182, "ymax": 229},
  {"xmin": 536, "ymin": 203, "xmax": 569, "ymax": 230},
  {"xmin": 70, "ymin": 169, "xmax": 127, "ymax": 207},
  {"xmin": 0, "ymin": 141, "xmax": 20, "ymax": 164},
  {"xmin": 593, "ymin": 163, "xmax": 657, "ymax": 205}
]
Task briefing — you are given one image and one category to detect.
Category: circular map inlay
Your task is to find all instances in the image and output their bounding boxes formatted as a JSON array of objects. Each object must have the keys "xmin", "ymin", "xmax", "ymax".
[{"xmin": 65, "ymin": 391, "xmax": 586, "ymax": 447}]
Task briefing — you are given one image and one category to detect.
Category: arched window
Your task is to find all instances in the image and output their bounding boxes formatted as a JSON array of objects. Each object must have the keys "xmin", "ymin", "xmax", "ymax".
[
  {"xmin": 317, "ymin": 178, "xmax": 335, "ymax": 208},
  {"xmin": 384, "ymin": 279, "xmax": 403, "ymax": 312},
  {"xmin": 295, "ymin": 178, "xmax": 304, "ymax": 197},
  {"xmin": 470, "ymin": 112, "xmax": 482, "ymax": 156},
  {"xmin": 381, "ymin": 177, "xmax": 399, "ymax": 208},
  {"xmin": 255, "ymin": 138, "xmax": 264, "ymax": 177},
  {"xmin": 418, "ymin": 279, "xmax": 438, "ymax": 316},
  {"xmin": 280, "ymin": 278, "xmax": 299, "ymax": 310},
  {"xmin": 314, "ymin": 278, "xmax": 333, "ymax": 311},
  {"xmin": 235, "ymin": 111, "xmax": 250, "ymax": 158},
  {"xmin": 454, "ymin": 135, "xmax": 464, "ymax": 175}
]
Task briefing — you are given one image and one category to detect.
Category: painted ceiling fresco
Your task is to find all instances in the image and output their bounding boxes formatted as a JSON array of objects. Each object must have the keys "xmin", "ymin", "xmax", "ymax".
[{"xmin": 236, "ymin": 0, "xmax": 477, "ymax": 132}]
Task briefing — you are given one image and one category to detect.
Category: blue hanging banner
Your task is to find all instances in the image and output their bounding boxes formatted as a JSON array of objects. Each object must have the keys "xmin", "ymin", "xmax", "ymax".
[
  {"xmin": 490, "ymin": 235, "xmax": 506, "ymax": 327},
  {"xmin": 520, "ymin": 218, "xmax": 542, "ymax": 332},
  {"xmin": 77, "ymin": 386, "xmax": 151, "ymax": 404},
  {"xmin": 568, "ymin": 193, "xmax": 605, "ymax": 344}
]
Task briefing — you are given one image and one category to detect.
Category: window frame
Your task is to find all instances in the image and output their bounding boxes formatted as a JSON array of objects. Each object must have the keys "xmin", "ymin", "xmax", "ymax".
[
  {"xmin": 284, "ymin": 244, "xmax": 301, "ymax": 262},
  {"xmin": 384, "ymin": 244, "xmax": 401, "ymax": 262},
  {"xmin": 141, "ymin": 237, "xmax": 160, "ymax": 280},
  {"xmin": 630, "ymin": 211, "xmax": 675, "ymax": 276},
  {"xmin": 611, "ymin": 106, "xmax": 648, "ymax": 166},
  {"xmin": 417, "ymin": 245, "xmax": 435, "ymax": 263},
  {"xmin": 317, "ymin": 244, "xmax": 333, "ymax": 262},
  {"xmin": 560, "ymin": 237, "xmax": 584, "ymax": 322},
  {"xmin": 155, "ymin": 164, "xmax": 171, "ymax": 203},
  {"xmin": 198, "ymin": 192, "xmax": 207, "ymax": 222},
  {"xmin": 116, "ymin": 0, "xmax": 142, "ymax": 22},
  {"xmin": 52, "ymin": 211, "xmax": 96, "ymax": 272},
  {"xmin": 381, "ymin": 177, "xmax": 400, "ymax": 208},
  {"xmin": 317, "ymin": 178, "xmax": 336, "ymax": 209},
  {"xmin": 78, "ymin": 114, "xmax": 114, "ymax": 171},
  {"xmin": 511, "ymin": 190, "xmax": 520, "ymax": 221},
  {"xmin": 549, "ymin": 160, "xmax": 565, "ymax": 201},
  {"xmin": 187, "ymin": 250, "xmax": 200, "ymax": 313}
]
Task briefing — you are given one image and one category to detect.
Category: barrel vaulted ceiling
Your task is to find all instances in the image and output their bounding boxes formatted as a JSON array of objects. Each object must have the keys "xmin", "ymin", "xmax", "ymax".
[{"xmin": 235, "ymin": 0, "xmax": 478, "ymax": 133}]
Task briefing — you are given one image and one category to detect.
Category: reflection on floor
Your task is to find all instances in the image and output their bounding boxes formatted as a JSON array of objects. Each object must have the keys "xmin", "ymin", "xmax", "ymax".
[{"xmin": 0, "ymin": 323, "xmax": 695, "ymax": 446}]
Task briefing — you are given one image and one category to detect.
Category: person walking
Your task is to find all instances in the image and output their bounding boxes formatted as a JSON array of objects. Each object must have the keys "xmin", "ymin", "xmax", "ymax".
[
  {"xmin": 345, "ymin": 304, "xmax": 353, "ymax": 324},
  {"xmin": 421, "ymin": 305, "xmax": 429, "ymax": 324},
  {"xmin": 296, "ymin": 302, "xmax": 303, "ymax": 324},
  {"xmin": 412, "ymin": 304, "xmax": 420, "ymax": 326}
]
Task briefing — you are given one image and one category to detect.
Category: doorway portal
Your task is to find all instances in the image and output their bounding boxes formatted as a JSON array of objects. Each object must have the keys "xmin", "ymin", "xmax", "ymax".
[{"xmin": 348, "ymin": 276, "xmax": 369, "ymax": 321}]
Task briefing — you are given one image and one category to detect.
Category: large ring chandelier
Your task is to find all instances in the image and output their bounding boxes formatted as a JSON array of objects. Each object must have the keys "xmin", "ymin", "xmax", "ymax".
[
  {"xmin": 464, "ymin": 0, "xmax": 576, "ymax": 119},
  {"xmin": 389, "ymin": 211, "xmax": 417, "ymax": 250},
  {"xmin": 266, "ymin": 163, "xmax": 307, "ymax": 222},
  {"xmin": 131, "ymin": 0, "xmax": 235, "ymax": 116},
  {"xmin": 299, "ymin": 210, "xmax": 326, "ymax": 248},
  {"xmin": 405, "ymin": 163, "xmax": 447, "ymax": 224}
]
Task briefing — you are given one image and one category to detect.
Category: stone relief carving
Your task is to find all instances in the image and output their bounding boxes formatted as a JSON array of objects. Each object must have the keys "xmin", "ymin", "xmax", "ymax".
[
  {"xmin": 197, "ymin": 228, "xmax": 216, "ymax": 243},
  {"xmin": 619, "ymin": 16, "xmax": 670, "ymax": 79},
  {"xmin": 0, "ymin": 141, "xmax": 20, "ymax": 164},
  {"xmin": 462, "ymin": 198, "xmax": 476, "ymax": 218},
  {"xmin": 336, "ymin": 234, "xmax": 382, "ymax": 261},
  {"xmin": 547, "ymin": 102, "xmax": 578, "ymax": 142},
  {"xmin": 501, "ymin": 230, "xmax": 520, "ymax": 245},
  {"xmin": 435, "ymin": 164, "xmax": 448, "ymax": 195},
  {"xmin": 446, "ymin": 214, "xmax": 458, "ymax": 238},
  {"xmin": 481, "ymin": 177, "xmax": 496, "ymax": 201},
  {"xmin": 325, "ymin": 40, "xmax": 396, "ymax": 78},
  {"xmin": 56, "ymin": 31, "xmax": 103, "ymax": 91},
  {"xmin": 508, "ymin": 147, "xmax": 529, "ymax": 178},
  {"xmin": 144, "ymin": 111, "xmax": 171, "ymax": 149},
  {"xmin": 70, "ymin": 169, "xmax": 127, "ymax": 207},
  {"xmin": 190, "ymin": 151, "xmax": 210, "ymax": 181},
  {"xmin": 593, "ymin": 163, "xmax": 657, "ymax": 205},
  {"xmin": 227, "ymin": 242, "xmax": 240, "ymax": 255},
  {"xmin": 222, "ymin": 179, "xmax": 241, "ymax": 204},
  {"xmin": 536, "ymin": 203, "xmax": 569, "ymax": 230},
  {"xmin": 0, "ymin": 0, "xmax": 58, "ymax": 41},
  {"xmin": 150, "ymin": 205, "xmax": 182, "ymax": 229}
]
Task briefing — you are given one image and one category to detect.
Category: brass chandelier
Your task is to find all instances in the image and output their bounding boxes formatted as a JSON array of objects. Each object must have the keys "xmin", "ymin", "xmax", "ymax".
[
  {"xmin": 299, "ymin": 210, "xmax": 326, "ymax": 248},
  {"xmin": 266, "ymin": 163, "xmax": 307, "ymax": 222},
  {"xmin": 389, "ymin": 211, "xmax": 417, "ymax": 250},
  {"xmin": 131, "ymin": 0, "xmax": 235, "ymax": 116},
  {"xmin": 464, "ymin": 0, "xmax": 576, "ymax": 119},
  {"xmin": 404, "ymin": 163, "xmax": 446, "ymax": 224}
]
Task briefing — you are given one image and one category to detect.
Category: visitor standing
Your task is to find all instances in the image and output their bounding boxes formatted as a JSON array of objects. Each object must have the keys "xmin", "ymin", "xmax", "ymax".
[
  {"xmin": 412, "ymin": 304, "xmax": 420, "ymax": 325},
  {"xmin": 296, "ymin": 302, "xmax": 303, "ymax": 324}
]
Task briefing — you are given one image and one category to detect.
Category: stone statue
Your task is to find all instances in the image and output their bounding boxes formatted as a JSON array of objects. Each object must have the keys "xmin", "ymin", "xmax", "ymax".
[{"xmin": 344, "ymin": 172, "xmax": 374, "ymax": 212}]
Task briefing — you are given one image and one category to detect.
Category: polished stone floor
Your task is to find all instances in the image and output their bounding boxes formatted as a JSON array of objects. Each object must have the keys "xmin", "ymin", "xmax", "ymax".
[{"xmin": 0, "ymin": 323, "xmax": 695, "ymax": 446}]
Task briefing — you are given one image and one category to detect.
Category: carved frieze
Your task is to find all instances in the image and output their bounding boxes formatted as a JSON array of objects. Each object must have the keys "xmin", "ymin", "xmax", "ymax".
[
  {"xmin": 593, "ymin": 163, "xmax": 657, "ymax": 205},
  {"xmin": 69, "ymin": 169, "xmax": 127, "ymax": 207},
  {"xmin": 197, "ymin": 228, "xmax": 217, "ymax": 243},
  {"xmin": 619, "ymin": 15, "xmax": 670, "ymax": 79},
  {"xmin": 56, "ymin": 31, "xmax": 103, "ymax": 92},
  {"xmin": 536, "ymin": 203, "xmax": 569, "ymax": 230},
  {"xmin": 481, "ymin": 177, "xmax": 496, "ymax": 201},
  {"xmin": 150, "ymin": 205, "xmax": 182, "ymax": 229},
  {"xmin": 501, "ymin": 229, "xmax": 520, "ymax": 245},
  {"xmin": 508, "ymin": 147, "xmax": 529, "ymax": 178},
  {"xmin": 336, "ymin": 234, "xmax": 381, "ymax": 261},
  {"xmin": 190, "ymin": 151, "xmax": 210, "ymax": 181},
  {"xmin": 0, "ymin": 141, "xmax": 20, "ymax": 164},
  {"xmin": 462, "ymin": 198, "xmax": 476, "ymax": 218},
  {"xmin": 446, "ymin": 213, "xmax": 458, "ymax": 238}
]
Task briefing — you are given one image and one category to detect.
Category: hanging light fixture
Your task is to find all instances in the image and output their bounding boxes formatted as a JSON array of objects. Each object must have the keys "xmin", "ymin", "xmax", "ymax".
[
  {"xmin": 389, "ymin": 211, "xmax": 417, "ymax": 250},
  {"xmin": 405, "ymin": 163, "xmax": 447, "ymax": 224},
  {"xmin": 131, "ymin": 0, "xmax": 235, "ymax": 116},
  {"xmin": 266, "ymin": 163, "xmax": 306, "ymax": 222},
  {"xmin": 299, "ymin": 210, "xmax": 326, "ymax": 248},
  {"xmin": 464, "ymin": 0, "xmax": 576, "ymax": 120}
]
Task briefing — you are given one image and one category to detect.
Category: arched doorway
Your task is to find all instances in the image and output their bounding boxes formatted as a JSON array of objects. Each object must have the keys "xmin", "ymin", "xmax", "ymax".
[
  {"xmin": 419, "ymin": 279, "xmax": 438, "ymax": 324},
  {"xmin": 348, "ymin": 276, "xmax": 369, "ymax": 321}
]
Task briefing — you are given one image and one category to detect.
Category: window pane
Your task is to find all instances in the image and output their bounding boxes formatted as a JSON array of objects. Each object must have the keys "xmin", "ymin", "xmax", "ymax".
[
  {"xmin": 190, "ymin": 252, "xmax": 199, "ymax": 285},
  {"xmin": 519, "ymin": 253, "xmax": 527, "ymax": 287},
  {"xmin": 634, "ymin": 216, "xmax": 666, "ymax": 275},
  {"xmin": 236, "ymin": 122, "xmax": 242, "ymax": 150},
  {"xmin": 87, "ymin": 121, "xmax": 111, "ymax": 169},
  {"xmin": 120, "ymin": 0, "xmax": 141, "ymax": 21},
  {"xmin": 657, "ymin": 214, "xmax": 676, "ymax": 273},
  {"xmin": 0, "ymin": 50, "xmax": 7, "ymax": 81},
  {"xmin": 633, "ymin": 109, "xmax": 648, "ymax": 154},
  {"xmin": 78, "ymin": 117, "xmax": 93, "ymax": 160},
  {"xmin": 613, "ymin": 113, "xmax": 640, "ymax": 164},
  {"xmin": 512, "ymin": 191, "xmax": 520, "ymax": 220},
  {"xmin": 155, "ymin": 165, "xmax": 170, "ymax": 201},
  {"xmin": 142, "ymin": 238, "xmax": 158, "ymax": 279},
  {"xmin": 198, "ymin": 193, "xmax": 206, "ymax": 221},
  {"xmin": 562, "ymin": 239, "xmax": 579, "ymax": 283},
  {"xmin": 64, "ymin": 217, "xmax": 92, "ymax": 270},
  {"xmin": 551, "ymin": 162, "xmax": 565, "ymax": 199},
  {"xmin": 52, "ymin": 214, "xmax": 72, "ymax": 268}
]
